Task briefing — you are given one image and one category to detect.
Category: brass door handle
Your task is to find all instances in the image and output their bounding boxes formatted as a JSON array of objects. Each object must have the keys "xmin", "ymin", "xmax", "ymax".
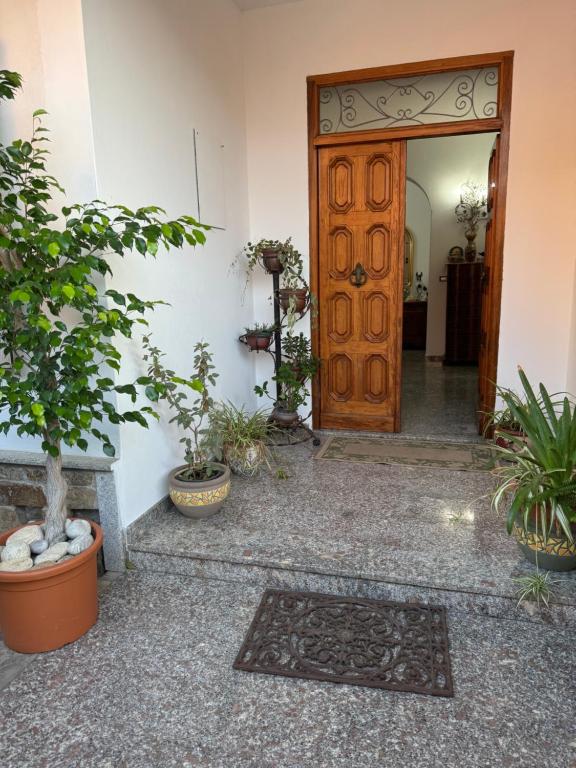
[{"xmin": 350, "ymin": 262, "xmax": 367, "ymax": 287}]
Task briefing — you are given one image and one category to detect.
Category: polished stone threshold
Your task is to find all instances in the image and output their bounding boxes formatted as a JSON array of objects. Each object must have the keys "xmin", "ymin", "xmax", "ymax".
[{"xmin": 128, "ymin": 441, "xmax": 576, "ymax": 626}]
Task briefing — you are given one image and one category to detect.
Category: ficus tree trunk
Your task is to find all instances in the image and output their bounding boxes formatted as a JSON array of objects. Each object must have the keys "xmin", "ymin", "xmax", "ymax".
[{"xmin": 44, "ymin": 447, "xmax": 68, "ymax": 544}]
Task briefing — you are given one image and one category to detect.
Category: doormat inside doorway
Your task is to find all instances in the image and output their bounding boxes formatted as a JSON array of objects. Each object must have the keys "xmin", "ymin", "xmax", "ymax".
[
  {"xmin": 315, "ymin": 435, "xmax": 494, "ymax": 472},
  {"xmin": 234, "ymin": 589, "xmax": 454, "ymax": 697}
]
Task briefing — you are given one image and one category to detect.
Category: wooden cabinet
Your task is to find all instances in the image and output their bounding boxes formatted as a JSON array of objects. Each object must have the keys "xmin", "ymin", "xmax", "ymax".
[
  {"xmin": 402, "ymin": 300, "xmax": 428, "ymax": 350},
  {"xmin": 444, "ymin": 262, "xmax": 483, "ymax": 365}
]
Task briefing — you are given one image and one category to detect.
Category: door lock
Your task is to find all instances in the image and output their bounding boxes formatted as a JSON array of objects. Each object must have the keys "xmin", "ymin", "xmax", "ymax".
[{"xmin": 350, "ymin": 262, "xmax": 367, "ymax": 287}]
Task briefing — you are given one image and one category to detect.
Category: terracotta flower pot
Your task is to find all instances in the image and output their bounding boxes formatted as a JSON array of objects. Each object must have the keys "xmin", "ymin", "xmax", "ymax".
[
  {"xmin": 278, "ymin": 288, "xmax": 308, "ymax": 314},
  {"xmin": 0, "ymin": 520, "xmax": 103, "ymax": 653},
  {"xmin": 494, "ymin": 427, "xmax": 526, "ymax": 451},
  {"xmin": 261, "ymin": 249, "xmax": 284, "ymax": 274},
  {"xmin": 244, "ymin": 332, "xmax": 273, "ymax": 351},
  {"xmin": 169, "ymin": 463, "xmax": 231, "ymax": 519}
]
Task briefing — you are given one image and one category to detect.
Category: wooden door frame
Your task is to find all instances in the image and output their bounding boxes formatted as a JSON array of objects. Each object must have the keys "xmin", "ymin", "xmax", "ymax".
[{"xmin": 307, "ymin": 51, "xmax": 514, "ymax": 430}]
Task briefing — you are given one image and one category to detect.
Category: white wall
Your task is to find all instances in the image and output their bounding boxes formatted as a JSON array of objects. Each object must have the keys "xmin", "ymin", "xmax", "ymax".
[
  {"xmin": 407, "ymin": 134, "xmax": 495, "ymax": 357},
  {"xmin": 405, "ymin": 180, "xmax": 432, "ymax": 301},
  {"xmin": 568, "ymin": 266, "xmax": 576, "ymax": 395},
  {"xmin": 0, "ymin": 0, "xmax": 105, "ymax": 454},
  {"xmin": 241, "ymin": 0, "xmax": 576, "ymax": 396},
  {"xmin": 81, "ymin": 0, "xmax": 254, "ymax": 526}
]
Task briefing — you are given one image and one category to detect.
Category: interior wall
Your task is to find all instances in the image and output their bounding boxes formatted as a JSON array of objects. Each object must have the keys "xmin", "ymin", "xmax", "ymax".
[
  {"xmin": 405, "ymin": 180, "xmax": 432, "ymax": 301},
  {"xmin": 407, "ymin": 134, "xmax": 495, "ymax": 357},
  {"xmin": 241, "ymin": 0, "xmax": 576, "ymax": 396},
  {"xmin": 81, "ymin": 0, "xmax": 254, "ymax": 526}
]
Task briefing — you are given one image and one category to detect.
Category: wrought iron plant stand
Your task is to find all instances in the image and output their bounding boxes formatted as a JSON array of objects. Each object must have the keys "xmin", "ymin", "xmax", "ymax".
[{"xmin": 238, "ymin": 255, "xmax": 320, "ymax": 447}]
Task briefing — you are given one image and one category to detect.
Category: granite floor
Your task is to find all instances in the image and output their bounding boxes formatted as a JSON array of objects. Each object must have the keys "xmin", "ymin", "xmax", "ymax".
[
  {"xmin": 401, "ymin": 351, "xmax": 479, "ymax": 439},
  {"xmin": 1, "ymin": 571, "xmax": 575, "ymax": 768},
  {"xmin": 2, "ymin": 435, "xmax": 576, "ymax": 767},
  {"xmin": 128, "ymin": 441, "xmax": 576, "ymax": 616}
]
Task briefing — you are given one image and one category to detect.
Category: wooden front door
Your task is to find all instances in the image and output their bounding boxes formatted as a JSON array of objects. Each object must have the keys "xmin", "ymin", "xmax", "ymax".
[
  {"xmin": 478, "ymin": 135, "xmax": 500, "ymax": 434},
  {"xmin": 317, "ymin": 141, "xmax": 406, "ymax": 432}
]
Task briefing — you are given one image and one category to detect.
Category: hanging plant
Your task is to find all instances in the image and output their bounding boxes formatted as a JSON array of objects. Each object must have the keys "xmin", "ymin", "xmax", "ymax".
[{"xmin": 241, "ymin": 322, "xmax": 275, "ymax": 351}]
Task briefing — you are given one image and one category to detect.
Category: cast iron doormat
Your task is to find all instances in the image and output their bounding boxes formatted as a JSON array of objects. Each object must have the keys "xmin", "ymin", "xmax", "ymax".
[{"xmin": 234, "ymin": 589, "xmax": 454, "ymax": 698}]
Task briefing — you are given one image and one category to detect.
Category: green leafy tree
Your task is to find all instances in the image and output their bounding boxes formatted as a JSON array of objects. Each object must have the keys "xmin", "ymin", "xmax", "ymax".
[{"xmin": 0, "ymin": 71, "xmax": 209, "ymax": 543}]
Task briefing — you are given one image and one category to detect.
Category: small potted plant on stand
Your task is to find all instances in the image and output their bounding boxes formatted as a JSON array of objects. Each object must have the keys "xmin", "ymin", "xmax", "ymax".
[
  {"xmin": 282, "ymin": 332, "xmax": 320, "ymax": 384},
  {"xmin": 0, "ymin": 71, "xmax": 209, "ymax": 653},
  {"xmin": 492, "ymin": 369, "xmax": 576, "ymax": 574},
  {"xmin": 209, "ymin": 402, "xmax": 275, "ymax": 477},
  {"xmin": 143, "ymin": 338, "xmax": 230, "ymax": 518},
  {"xmin": 255, "ymin": 364, "xmax": 309, "ymax": 427},
  {"xmin": 241, "ymin": 323, "xmax": 275, "ymax": 351}
]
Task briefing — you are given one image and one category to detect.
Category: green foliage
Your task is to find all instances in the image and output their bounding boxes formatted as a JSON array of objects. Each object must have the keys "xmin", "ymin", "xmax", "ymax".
[
  {"xmin": 244, "ymin": 323, "xmax": 275, "ymax": 335},
  {"xmin": 142, "ymin": 336, "xmax": 220, "ymax": 480},
  {"xmin": 282, "ymin": 332, "xmax": 320, "ymax": 380},
  {"xmin": 514, "ymin": 570, "xmax": 558, "ymax": 609},
  {"xmin": 491, "ymin": 368, "xmax": 576, "ymax": 541},
  {"xmin": 254, "ymin": 331, "xmax": 319, "ymax": 414},
  {"xmin": 0, "ymin": 72, "xmax": 210, "ymax": 462},
  {"xmin": 241, "ymin": 237, "xmax": 302, "ymax": 275},
  {"xmin": 483, "ymin": 392, "xmax": 525, "ymax": 435},
  {"xmin": 209, "ymin": 401, "xmax": 273, "ymax": 451},
  {"xmin": 0, "ymin": 71, "xmax": 22, "ymax": 101}
]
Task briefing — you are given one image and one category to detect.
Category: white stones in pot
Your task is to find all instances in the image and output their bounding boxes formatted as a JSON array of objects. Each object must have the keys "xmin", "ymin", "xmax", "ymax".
[
  {"xmin": 0, "ymin": 518, "xmax": 94, "ymax": 573},
  {"xmin": 30, "ymin": 539, "xmax": 49, "ymax": 555},
  {"xmin": 1, "ymin": 541, "xmax": 31, "ymax": 562},
  {"xmin": 35, "ymin": 541, "xmax": 69, "ymax": 565},
  {"xmin": 65, "ymin": 518, "xmax": 91, "ymax": 539},
  {"xmin": 67, "ymin": 533, "xmax": 94, "ymax": 555},
  {"xmin": 0, "ymin": 558, "xmax": 34, "ymax": 572},
  {"xmin": 6, "ymin": 525, "xmax": 43, "ymax": 547}
]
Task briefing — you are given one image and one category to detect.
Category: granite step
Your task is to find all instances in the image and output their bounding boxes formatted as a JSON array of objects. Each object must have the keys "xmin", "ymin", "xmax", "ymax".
[{"xmin": 127, "ymin": 443, "xmax": 576, "ymax": 629}]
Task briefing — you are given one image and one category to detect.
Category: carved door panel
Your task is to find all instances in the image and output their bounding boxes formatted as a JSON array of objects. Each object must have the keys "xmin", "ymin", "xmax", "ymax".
[
  {"xmin": 478, "ymin": 135, "xmax": 499, "ymax": 434},
  {"xmin": 318, "ymin": 141, "xmax": 406, "ymax": 431}
]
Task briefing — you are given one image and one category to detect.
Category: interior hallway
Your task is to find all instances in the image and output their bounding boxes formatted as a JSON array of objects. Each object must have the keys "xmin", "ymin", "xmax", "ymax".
[{"xmin": 401, "ymin": 351, "xmax": 479, "ymax": 440}]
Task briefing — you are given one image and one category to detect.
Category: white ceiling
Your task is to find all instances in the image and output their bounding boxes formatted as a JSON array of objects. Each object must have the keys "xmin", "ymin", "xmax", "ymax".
[{"xmin": 234, "ymin": 0, "xmax": 300, "ymax": 10}]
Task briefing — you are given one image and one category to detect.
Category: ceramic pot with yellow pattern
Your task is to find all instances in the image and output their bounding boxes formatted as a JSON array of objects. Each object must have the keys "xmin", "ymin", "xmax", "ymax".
[
  {"xmin": 513, "ymin": 522, "xmax": 576, "ymax": 572},
  {"xmin": 169, "ymin": 463, "xmax": 231, "ymax": 519}
]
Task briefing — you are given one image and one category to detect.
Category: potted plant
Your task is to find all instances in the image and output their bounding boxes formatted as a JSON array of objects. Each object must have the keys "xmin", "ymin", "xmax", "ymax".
[
  {"xmin": 241, "ymin": 236, "xmax": 305, "ymax": 276},
  {"xmin": 143, "ymin": 337, "xmax": 230, "ymax": 518},
  {"xmin": 0, "ymin": 71, "xmax": 209, "ymax": 652},
  {"xmin": 209, "ymin": 401, "xmax": 275, "ymax": 477},
  {"xmin": 243, "ymin": 238, "xmax": 286, "ymax": 274},
  {"xmin": 491, "ymin": 369, "xmax": 576, "ymax": 571},
  {"xmin": 242, "ymin": 323, "xmax": 275, "ymax": 351},
  {"xmin": 255, "ymin": 364, "xmax": 309, "ymax": 426},
  {"xmin": 483, "ymin": 395, "xmax": 526, "ymax": 450},
  {"xmin": 282, "ymin": 332, "xmax": 320, "ymax": 384}
]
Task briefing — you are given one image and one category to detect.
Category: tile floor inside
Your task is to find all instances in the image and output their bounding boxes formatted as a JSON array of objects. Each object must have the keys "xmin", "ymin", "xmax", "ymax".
[
  {"xmin": 2, "ymin": 437, "xmax": 575, "ymax": 767},
  {"xmin": 401, "ymin": 350, "xmax": 479, "ymax": 439}
]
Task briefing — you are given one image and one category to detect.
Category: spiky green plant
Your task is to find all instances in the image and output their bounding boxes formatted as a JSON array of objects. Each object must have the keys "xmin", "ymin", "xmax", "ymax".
[
  {"xmin": 491, "ymin": 368, "xmax": 576, "ymax": 542},
  {"xmin": 514, "ymin": 571, "xmax": 559, "ymax": 608}
]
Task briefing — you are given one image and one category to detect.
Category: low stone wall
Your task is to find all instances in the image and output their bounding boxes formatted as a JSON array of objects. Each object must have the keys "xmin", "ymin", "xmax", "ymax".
[
  {"xmin": 0, "ymin": 451, "xmax": 124, "ymax": 573},
  {"xmin": 0, "ymin": 464, "xmax": 103, "ymax": 573}
]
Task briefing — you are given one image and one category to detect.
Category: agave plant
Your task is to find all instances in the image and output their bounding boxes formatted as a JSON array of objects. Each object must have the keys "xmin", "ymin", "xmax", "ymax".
[{"xmin": 492, "ymin": 368, "xmax": 576, "ymax": 542}]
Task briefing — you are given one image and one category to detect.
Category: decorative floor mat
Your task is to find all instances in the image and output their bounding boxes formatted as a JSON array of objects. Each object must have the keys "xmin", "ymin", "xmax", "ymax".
[
  {"xmin": 315, "ymin": 435, "xmax": 494, "ymax": 472},
  {"xmin": 233, "ymin": 589, "xmax": 454, "ymax": 697}
]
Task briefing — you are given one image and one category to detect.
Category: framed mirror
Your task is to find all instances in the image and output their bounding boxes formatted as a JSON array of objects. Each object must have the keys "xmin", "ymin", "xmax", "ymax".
[{"xmin": 403, "ymin": 228, "xmax": 414, "ymax": 299}]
